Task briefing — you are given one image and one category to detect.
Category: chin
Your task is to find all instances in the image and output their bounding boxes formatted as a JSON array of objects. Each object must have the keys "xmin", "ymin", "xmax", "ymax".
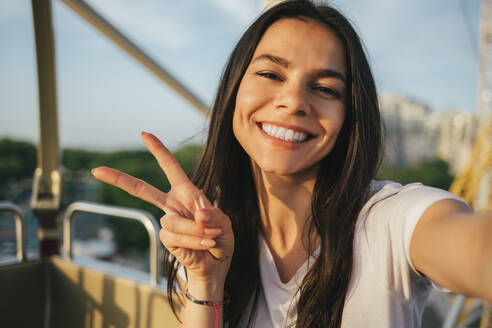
[
  {"xmin": 262, "ymin": 167, "xmax": 298, "ymax": 176},
  {"xmin": 255, "ymin": 160, "xmax": 318, "ymax": 179}
]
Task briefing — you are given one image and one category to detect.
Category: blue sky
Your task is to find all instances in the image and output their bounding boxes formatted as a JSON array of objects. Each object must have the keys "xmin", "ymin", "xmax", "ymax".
[{"xmin": 0, "ymin": 0, "xmax": 480, "ymax": 150}]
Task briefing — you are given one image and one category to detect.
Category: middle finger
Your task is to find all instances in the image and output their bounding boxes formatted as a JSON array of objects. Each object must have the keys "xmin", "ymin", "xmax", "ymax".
[{"xmin": 141, "ymin": 132, "xmax": 191, "ymax": 187}]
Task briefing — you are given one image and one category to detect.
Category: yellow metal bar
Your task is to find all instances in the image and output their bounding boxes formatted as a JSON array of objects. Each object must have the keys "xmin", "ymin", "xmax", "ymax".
[
  {"xmin": 31, "ymin": 0, "xmax": 62, "ymax": 210},
  {"xmin": 449, "ymin": 117, "xmax": 492, "ymax": 206},
  {"xmin": 448, "ymin": 1, "xmax": 492, "ymax": 325},
  {"xmin": 60, "ymin": 0, "xmax": 210, "ymax": 117},
  {"xmin": 31, "ymin": 0, "xmax": 62, "ymax": 257}
]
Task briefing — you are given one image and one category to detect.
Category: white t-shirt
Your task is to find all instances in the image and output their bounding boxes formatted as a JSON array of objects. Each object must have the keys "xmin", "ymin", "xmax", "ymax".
[{"xmin": 237, "ymin": 181, "xmax": 468, "ymax": 328}]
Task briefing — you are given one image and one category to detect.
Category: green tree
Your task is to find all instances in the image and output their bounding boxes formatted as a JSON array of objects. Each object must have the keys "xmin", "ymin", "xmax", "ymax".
[
  {"xmin": 0, "ymin": 138, "xmax": 36, "ymax": 185},
  {"xmin": 62, "ymin": 148, "xmax": 105, "ymax": 171},
  {"xmin": 90, "ymin": 145, "xmax": 204, "ymax": 251},
  {"xmin": 174, "ymin": 144, "xmax": 204, "ymax": 178},
  {"xmin": 0, "ymin": 138, "xmax": 204, "ymax": 251},
  {"xmin": 377, "ymin": 158, "xmax": 454, "ymax": 190},
  {"xmin": 0, "ymin": 138, "xmax": 36, "ymax": 199}
]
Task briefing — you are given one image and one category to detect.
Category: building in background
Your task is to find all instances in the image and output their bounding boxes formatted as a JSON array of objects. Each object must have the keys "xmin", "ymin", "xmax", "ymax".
[
  {"xmin": 380, "ymin": 94, "xmax": 478, "ymax": 174},
  {"xmin": 380, "ymin": 94, "xmax": 435, "ymax": 166},
  {"xmin": 434, "ymin": 110, "xmax": 478, "ymax": 174}
]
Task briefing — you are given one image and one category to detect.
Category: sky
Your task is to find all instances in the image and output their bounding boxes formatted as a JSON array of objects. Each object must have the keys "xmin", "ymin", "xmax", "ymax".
[{"xmin": 0, "ymin": 0, "xmax": 481, "ymax": 151}]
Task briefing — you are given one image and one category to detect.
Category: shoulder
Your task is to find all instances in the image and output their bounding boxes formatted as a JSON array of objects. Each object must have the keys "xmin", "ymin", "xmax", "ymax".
[
  {"xmin": 354, "ymin": 181, "xmax": 469, "ymax": 298},
  {"xmin": 361, "ymin": 181, "xmax": 468, "ymax": 253},
  {"xmin": 363, "ymin": 180, "xmax": 467, "ymax": 223}
]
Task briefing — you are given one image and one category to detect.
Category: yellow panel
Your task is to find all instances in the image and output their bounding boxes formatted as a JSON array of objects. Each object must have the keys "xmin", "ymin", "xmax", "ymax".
[{"xmin": 49, "ymin": 256, "xmax": 180, "ymax": 328}]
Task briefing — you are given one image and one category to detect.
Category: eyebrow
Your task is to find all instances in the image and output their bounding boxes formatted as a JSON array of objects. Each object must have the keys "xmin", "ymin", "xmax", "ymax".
[
  {"xmin": 252, "ymin": 53, "xmax": 346, "ymax": 84},
  {"xmin": 253, "ymin": 54, "xmax": 290, "ymax": 68}
]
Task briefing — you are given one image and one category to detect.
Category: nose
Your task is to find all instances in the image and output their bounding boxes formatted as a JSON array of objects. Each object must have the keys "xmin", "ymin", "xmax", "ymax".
[{"xmin": 272, "ymin": 80, "xmax": 311, "ymax": 116}]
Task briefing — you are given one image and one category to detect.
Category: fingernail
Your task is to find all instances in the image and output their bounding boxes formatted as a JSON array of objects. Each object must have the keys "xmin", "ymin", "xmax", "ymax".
[
  {"xmin": 193, "ymin": 198, "xmax": 202, "ymax": 211},
  {"xmin": 91, "ymin": 168, "xmax": 96, "ymax": 175},
  {"xmin": 201, "ymin": 239, "xmax": 215, "ymax": 247},
  {"xmin": 199, "ymin": 196, "xmax": 207, "ymax": 209},
  {"xmin": 204, "ymin": 228, "xmax": 222, "ymax": 235}
]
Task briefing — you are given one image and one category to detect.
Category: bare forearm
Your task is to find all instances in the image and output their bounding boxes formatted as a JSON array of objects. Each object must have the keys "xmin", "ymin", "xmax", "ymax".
[
  {"xmin": 475, "ymin": 214, "xmax": 492, "ymax": 302},
  {"xmin": 451, "ymin": 212, "xmax": 492, "ymax": 302},
  {"xmin": 412, "ymin": 202, "xmax": 492, "ymax": 302}
]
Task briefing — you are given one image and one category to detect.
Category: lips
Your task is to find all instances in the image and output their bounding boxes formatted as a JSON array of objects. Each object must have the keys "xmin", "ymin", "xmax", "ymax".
[{"xmin": 260, "ymin": 123, "xmax": 314, "ymax": 143}]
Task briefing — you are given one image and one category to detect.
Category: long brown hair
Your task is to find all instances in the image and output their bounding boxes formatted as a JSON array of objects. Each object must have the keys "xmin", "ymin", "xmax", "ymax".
[{"xmin": 165, "ymin": 1, "xmax": 382, "ymax": 327}]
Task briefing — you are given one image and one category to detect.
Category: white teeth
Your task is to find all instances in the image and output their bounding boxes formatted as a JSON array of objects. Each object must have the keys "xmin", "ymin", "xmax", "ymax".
[
  {"xmin": 261, "ymin": 123, "xmax": 308, "ymax": 143},
  {"xmin": 285, "ymin": 129, "xmax": 294, "ymax": 140},
  {"xmin": 276, "ymin": 127, "xmax": 286, "ymax": 139}
]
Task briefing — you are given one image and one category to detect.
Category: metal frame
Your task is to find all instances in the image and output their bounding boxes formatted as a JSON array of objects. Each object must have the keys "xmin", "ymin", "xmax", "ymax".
[
  {"xmin": 29, "ymin": 0, "xmax": 209, "ymax": 257},
  {"xmin": 31, "ymin": 0, "xmax": 62, "ymax": 212},
  {"xmin": 62, "ymin": 201, "xmax": 162, "ymax": 286},
  {"xmin": 30, "ymin": 0, "xmax": 62, "ymax": 258},
  {"xmin": 0, "ymin": 201, "xmax": 26, "ymax": 262},
  {"xmin": 60, "ymin": 0, "xmax": 210, "ymax": 116}
]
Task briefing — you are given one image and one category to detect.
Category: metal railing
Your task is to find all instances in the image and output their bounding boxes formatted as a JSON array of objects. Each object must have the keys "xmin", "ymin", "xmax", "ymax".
[
  {"xmin": 62, "ymin": 201, "xmax": 162, "ymax": 286},
  {"xmin": 29, "ymin": 0, "xmax": 209, "ymax": 257},
  {"xmin": 0, "ymin": 201, "xmax": 26, "ymax": 262}
]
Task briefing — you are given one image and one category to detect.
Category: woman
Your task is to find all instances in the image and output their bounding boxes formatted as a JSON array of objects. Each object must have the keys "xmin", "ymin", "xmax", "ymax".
[{"xmin": 92, "ymin": 1, "xmax": 492, "ymax": 327}]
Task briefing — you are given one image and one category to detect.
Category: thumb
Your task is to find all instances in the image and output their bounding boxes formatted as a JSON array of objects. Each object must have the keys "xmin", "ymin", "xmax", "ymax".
[
  {"xmin": 195, "ymin": 207, "xmax": 234, "ymax": 261},
  {"xmin": 193, "ymin": 190, "xmax": 213, "ymax": 214}
]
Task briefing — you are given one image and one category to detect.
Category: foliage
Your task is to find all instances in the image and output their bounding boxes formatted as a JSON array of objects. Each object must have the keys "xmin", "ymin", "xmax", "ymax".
[
  {"xmin": 2, "ymin": 139, "xmax": 454, "ymax": 250},
  {"xmin": 0, "ymin": 138, "xmax": 204, "ymax": 251},
  {"xmin": 62, "ymin": 148, "xmax": 105, "ymax": 172},
  {"xmin": 63, "ymin": 145, "xmax": 204, "ymax": 251},
  {"xmin": 0, "ymin": 138, "xmax": 36, "ymax": 185},
  {"xmin": 173, "ymin": 144, "xmax": 204, "ymax": 178},
  {"xmin": 377, "ymin": 158, "xmax": 454, "ymax": 190},
  {"xmin": 0, "ymin": 138, "xmax": 37, "ymax": 200}
]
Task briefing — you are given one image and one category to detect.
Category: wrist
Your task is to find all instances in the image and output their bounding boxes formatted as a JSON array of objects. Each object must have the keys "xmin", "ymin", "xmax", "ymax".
[
  {"xmin": 186, "ymin": 289, "xmax": 230, "ymax": 306},
  {"xmin": 186, "ymin": 275, "xmax": 226, "ymax": 302}
]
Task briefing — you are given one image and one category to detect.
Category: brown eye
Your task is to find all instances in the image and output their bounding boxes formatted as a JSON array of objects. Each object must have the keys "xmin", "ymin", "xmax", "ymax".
[
  {"xmin": 256, "ymin": 71, "xmax": 283, "ymax": 81},
  {"xmin": 313, "ymin": 85, "xmax": 341, "ymax": 99}
]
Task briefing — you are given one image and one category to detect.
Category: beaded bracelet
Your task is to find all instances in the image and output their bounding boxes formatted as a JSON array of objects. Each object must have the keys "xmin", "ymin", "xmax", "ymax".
[{"xmin": 185, "ymin": 290, "xmax": 230, "ymax": 328}]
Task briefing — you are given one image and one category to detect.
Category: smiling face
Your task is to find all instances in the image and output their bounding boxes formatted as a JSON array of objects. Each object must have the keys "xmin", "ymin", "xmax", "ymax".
[{"xmin": 233, "ymin": 18, "xmax": 347, "ymax": 179}]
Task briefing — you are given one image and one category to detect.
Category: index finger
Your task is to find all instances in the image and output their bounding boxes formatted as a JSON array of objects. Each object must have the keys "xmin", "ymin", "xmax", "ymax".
[
  {"xmin": 141, "ymin": 132, "xmax": 191, "ymax": 187},
  {"xmin": 91, "ymin": 166, "xmax": 169, "ymax": 212}
]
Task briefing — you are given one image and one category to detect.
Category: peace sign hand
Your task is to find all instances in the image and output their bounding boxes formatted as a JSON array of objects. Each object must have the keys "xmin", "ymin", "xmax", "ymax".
[{"xmin": 91, "ymin": 132, "xmax": 234, "ymax": 284}]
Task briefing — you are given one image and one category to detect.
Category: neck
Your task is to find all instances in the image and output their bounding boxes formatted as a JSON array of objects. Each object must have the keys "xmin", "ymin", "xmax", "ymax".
[{"xmin": 253, "ymin": 165, "xmax": 317, "ymax": 253}]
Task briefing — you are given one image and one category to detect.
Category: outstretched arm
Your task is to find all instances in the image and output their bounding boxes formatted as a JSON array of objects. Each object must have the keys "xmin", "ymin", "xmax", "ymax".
[
  {"xmin": 410, "ymin": 198, "xmax": 492, "ymax": 302},
  {"xmin": 92, "ymin": 132, "xmax": 235, "ymax": 328}
]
